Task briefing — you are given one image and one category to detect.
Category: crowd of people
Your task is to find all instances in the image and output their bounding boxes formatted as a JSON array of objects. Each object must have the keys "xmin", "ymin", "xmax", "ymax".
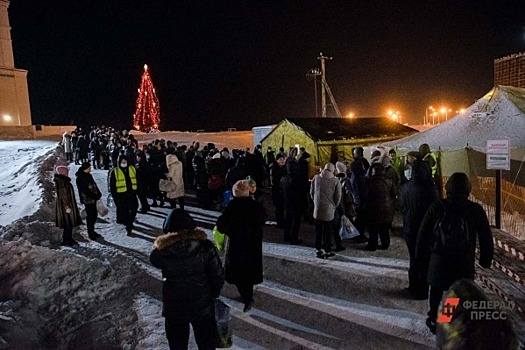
[{"xmin": 54, "ymin": 127, "xmax": 512, "ymax": 348}]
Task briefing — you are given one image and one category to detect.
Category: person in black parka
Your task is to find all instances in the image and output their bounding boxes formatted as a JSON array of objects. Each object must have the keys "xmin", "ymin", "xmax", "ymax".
[
  {"xmin": 75, "ymin": 162, "xmax": 103, "ymax": 240},
  {"xmin": 150, "ymin": 209, "xmax": 224, "ymax": 350},
  {"xmin": 416, "ymin": 172, "xmax": 493, "ymax": 334},
  {"xmin": 399, "ymin": 159, "xmax": 438, "ymax": 299},
  {"xmin": 280, "ymin": 160, "xmax": 303, "ymax": 244},
  {"xmin": 216, "ymin": 179, "xmax": 267, "ymax": 312}
]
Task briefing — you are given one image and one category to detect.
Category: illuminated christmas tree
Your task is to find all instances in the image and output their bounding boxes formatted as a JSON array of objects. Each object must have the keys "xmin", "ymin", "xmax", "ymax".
[{"xmin": 133, "ymin": 64, "xmax": 160, "ymax": 131}]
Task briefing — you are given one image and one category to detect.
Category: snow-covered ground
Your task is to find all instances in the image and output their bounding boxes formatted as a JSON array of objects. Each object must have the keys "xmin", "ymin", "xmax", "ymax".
[{"xmin": 0, "ymin": 138, "xmax": 522, "ymax": 349}]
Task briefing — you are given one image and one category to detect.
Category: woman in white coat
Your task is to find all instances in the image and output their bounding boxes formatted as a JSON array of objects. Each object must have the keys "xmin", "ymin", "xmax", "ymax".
[{"xmin": 165, "ymin": 150, "xmax": 185, "ymax": 210}]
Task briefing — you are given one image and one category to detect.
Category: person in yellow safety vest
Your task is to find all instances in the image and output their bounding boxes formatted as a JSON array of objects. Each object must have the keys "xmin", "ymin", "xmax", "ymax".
[
  {"xmin": 419, "ymin": 143, "xmax": 438, "ymax": 178},
  {"xmin": 109, "ymin": 154, "xmax": 139, "ymax": 236}
]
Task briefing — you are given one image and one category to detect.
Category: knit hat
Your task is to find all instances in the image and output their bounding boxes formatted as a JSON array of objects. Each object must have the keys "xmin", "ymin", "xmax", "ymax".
[
  {"xmin": 335, "ymin": 161, "xmax": 347, "ymax": 174},
  {"xmin": 162, "ymin": 209, "xmax": 197, "ymax": 234},
  {"xmin": 55, "ymin": 165, "xmax": 69, "ymax": 176},
  {"xmin": 446, "ymin": 172, "xmax": 472, "ymax": 198},
  {"xmin": 232, "ymin": 179, "xmax": 250, "ymax": 198},
  {"xmin": 324, "ymin": 163, "xmax": 335, "ymax": 173},
  {"xmin": 80, "ymin": 162, "xmax": 91, "ymax": 172}
]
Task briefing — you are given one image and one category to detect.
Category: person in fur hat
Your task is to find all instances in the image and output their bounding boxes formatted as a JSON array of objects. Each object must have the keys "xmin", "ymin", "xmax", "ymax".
[
  {"xmin": 54, "ymin": 165, "xmax": 82, "ymax": 246},
  {"xmin": 216, "ymin": 179, "xmax": 267, "ymax": 312},
  {"xmin": 150, "ymin": 209, "xmax": 224, "ymax": 350}
]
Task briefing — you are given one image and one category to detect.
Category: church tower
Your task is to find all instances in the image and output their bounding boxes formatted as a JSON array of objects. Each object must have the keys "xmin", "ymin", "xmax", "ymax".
[{"xmin": 0, "ymin": 0, "xmax": 31, "ymax": 126}]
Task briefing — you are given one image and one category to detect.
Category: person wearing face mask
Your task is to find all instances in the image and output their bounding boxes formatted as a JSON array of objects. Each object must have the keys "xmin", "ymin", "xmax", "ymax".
[
  {"xmin": 109, "ymin": 154, "xmax": 139, "ymax": 235},
  {"xmin": 75, "ymin": 162, "xmax": 103, "ymax": 240}
]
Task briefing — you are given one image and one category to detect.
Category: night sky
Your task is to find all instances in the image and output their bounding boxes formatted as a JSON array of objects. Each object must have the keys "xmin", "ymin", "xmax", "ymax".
[{"xmin": 8, "ymin": 0, "xmax": 525, "ymax": 131}]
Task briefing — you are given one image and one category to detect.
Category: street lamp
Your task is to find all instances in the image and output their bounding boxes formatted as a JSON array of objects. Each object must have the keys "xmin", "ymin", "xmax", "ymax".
[
  {"xmin": 347, "ymin": 112, "xmax": 354, "ymax": 118},
  {"xmin": 388, "ymin": 110, "xmax": 401, "ymax": 123},
  {"xmin": 440, "ymin": 107, "xmax": 452, "ymax": 121}
]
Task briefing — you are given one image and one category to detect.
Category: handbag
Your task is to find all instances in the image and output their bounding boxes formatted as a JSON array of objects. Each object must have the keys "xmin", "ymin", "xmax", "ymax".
[
  {"xmin": 214, "ymin": 299, "xmax": 233, "ymax": 348},
  {"xmin": 159, "ymin": 178, "xmax": 176, "ymax": 192},
  {"xmin": 339, "ymin": 215, "xmax": 359, "ymax": 240},
  {"xmin": 96, "ymin": 199, "xmax": 109, "ymax": 217}
]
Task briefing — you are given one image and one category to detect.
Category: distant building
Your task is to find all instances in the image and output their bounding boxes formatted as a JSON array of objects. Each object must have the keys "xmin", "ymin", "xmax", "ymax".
[
  {"xmin": 0, "ymin": 0, "xmax": 32, "ymax": 127},
  {"xmin": 494, "ymin": 52, "xmax": 525, "ymax": 88}
]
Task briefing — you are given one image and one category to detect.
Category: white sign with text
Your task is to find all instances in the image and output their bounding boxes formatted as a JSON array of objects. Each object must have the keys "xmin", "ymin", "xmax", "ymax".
[{"xmin": 486, "ymin": 140, "xmax": 510, "ymax": 170}]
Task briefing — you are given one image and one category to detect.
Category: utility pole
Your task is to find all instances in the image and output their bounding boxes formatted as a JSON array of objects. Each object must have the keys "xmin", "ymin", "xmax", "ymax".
[
  {"xmin": 306, "ymin": 68, "xmax": 321, "ymax": 117},
  {"xmin": 318, "ymin": 52, "xmax": 332, "ymax": 118}
]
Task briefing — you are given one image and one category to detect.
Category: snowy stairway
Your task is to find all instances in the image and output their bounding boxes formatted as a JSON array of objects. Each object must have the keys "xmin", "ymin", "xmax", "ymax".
[{"xmin": 216, "ymin": 243, "xmax": 434, "ymax": 349}]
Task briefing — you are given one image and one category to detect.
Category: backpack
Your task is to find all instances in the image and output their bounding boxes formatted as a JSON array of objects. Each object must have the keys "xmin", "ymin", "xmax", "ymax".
[{"xmin": 432, "ymin": 201, "xmax": 471, "ymax": 256}]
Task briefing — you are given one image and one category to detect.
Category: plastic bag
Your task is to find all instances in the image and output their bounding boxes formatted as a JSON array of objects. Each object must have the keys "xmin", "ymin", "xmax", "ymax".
[
  {"xmin": 213, "ymin": 225, "xmax": 226, "ymax": 252},
  {"xmin": 96, "ymin": 199, "xmax": 109, "ymax": 217},
  {"xmin": 339, "ymin": 215, "xmax": 359, "ymax": 240},
  {"xmin": 214, "ymin": 299, "xmax": 233, "ymax": 348}
]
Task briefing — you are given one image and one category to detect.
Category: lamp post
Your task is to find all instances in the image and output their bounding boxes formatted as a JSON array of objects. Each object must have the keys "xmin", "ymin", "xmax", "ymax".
[
  {"xmin": 425, "ymin": 106, "xmax": 435, "ymax": 125},
  {"xmin": 440, "ymin": 107, "xmax": 452, "ymax": 122}
]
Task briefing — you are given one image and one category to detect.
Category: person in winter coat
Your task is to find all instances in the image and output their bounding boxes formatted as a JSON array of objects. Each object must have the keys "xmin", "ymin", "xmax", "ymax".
[
  {"xmin": 150, "ymin": 209, "xmax": 224, "ymax": 350},
  {"xmin": 54, "ymin": 166, "xmax": 82, "ymax": 246},
  {"xmin": 416, "ymin": 172, "xmax": 493, "ymax": 334},
  {"xmin": 225, "ymin": 156, "xmax": 252, "ymax": 190},
  {"xmin": 192, "ymin": 151, "xmax": 211, "ymax": 209},
  {"xmin": 310, "ymin": 163, "xmax": 342, "ymax": 259},
  {"xmin": 136, "ymin": 151, "xmax": 152, "ymax": 214},
  {"xmin": 349, "ymin": 146, "xmax": 369, "ymax": 243},
  {"xmin": 75, "ymin": 162, "xmax": 103, "ymax": 240},
  {"xmin": 61, "ymin": 132, "xmax": 73, "ymax": 161},
  {"xmin": 280, "ymin": 160, "xmax": 303, "ymax": 244},
  {"xmin": 76, "ymin": 135, "xmax": 89, "ymax": 165},
  {"xmin": 362, "ymin": 162, "xmax": 396, "ymax": 251},
  {"xmin": 399, "ymin": 160, "xmax": 437, "ymax": 299},
  {"xmin": 332, "ymin": 161, "xmax": 351, "ymax": 252},
  {"xmin": 216, "ymin": 180, "xmax": 267, "ymax": 312},
  {"xmin": 165, "ymin": 151, "xmax": 185, "ymax": 210},
  {"xmin": 89, "ymin": 136, "xmax": 102, "ymax": 169},
  {"xmin": 297, "ymin": 150, "xmax": 312, "ymax": 220},
  {"xmin": 269, "ymin": 153, "xmax": 287, "ymax": 228},
  {"xmin": 109, "ymin": 154, "xmax": 139, "ymax": 235}
]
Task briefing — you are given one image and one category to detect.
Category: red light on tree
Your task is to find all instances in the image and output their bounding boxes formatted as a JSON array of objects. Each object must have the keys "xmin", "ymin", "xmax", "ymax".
[{"xmin": 133, "ymin": 64, "xmax": 160, "ymax": 131}]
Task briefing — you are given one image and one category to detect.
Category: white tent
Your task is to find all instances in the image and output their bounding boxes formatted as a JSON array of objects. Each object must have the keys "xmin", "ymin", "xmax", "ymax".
[{"xmin": 384, "ymin": 85, "xmax": 525, "ymax": 160}]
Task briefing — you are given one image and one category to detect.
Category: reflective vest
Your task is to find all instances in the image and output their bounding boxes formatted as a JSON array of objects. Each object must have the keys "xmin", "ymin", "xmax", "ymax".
[
  {"xmin": 423, "ymin": 152, "xmax": 438, "ymax": 176},
  {"xmin": 114, "ymin": 166, "xmax": 137, "ymax": 193}
]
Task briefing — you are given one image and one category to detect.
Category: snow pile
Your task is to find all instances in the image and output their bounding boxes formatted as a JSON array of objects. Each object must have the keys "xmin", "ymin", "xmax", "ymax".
[
  {"xmin": 0, "ymin": 141, "xmax": 59, "ymax": 227},
  {"xmin": 0, "ymin": 235, "xmax": 149, "ymax": 348}
]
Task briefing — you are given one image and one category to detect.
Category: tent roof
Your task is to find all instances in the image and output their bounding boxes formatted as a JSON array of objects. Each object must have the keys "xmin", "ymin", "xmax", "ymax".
[
  {"xmin": 285, "ymin": 117, "xmax": 417, "ymax": 142},
  {"xmin": 384, "ymin": 85, "xmax": 525, "ymax": 151}
]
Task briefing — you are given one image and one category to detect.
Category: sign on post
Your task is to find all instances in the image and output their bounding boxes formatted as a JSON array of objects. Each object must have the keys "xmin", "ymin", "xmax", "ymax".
[{"xmin": 486, "ymin": 140, "xmax": 510, "ymax": 170}]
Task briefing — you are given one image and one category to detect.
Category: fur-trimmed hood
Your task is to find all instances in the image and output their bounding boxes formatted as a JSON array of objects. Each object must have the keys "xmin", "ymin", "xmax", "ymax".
[{"xmin": 154, "ymin": 229, "xmax": 208, "ymax": 250}]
